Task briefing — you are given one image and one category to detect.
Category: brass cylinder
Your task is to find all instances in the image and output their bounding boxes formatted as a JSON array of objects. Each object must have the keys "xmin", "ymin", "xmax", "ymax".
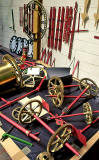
[
  {"xmin": 0, "ymin": 54, "xmax": 23, "ymax": 87},
  {"xmin": 0, "ymin": 60, "xmax": 16, "ymax": 85}
]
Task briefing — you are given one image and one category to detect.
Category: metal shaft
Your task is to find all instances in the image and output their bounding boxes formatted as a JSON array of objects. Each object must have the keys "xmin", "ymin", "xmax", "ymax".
[
  {"xmin": 50, "ymin": 110, "xmax": 99, "ymax": 119},
  {"xmin": 0, "ymin": 112, "xmax": 40, "ymax": 142},
  {"xmin": 33, "ymin": 114, "xmax": 80, "ymax": 156},
  {"xmin": 62, "ymin": 86, "xmax": 89, "ymax": 115}
]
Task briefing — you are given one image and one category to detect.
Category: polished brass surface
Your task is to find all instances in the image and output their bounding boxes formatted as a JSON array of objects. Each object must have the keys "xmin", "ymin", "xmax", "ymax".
[
  {"xmin": 36, "ymin": 152, "xmax": 54, "ymax": 160},
  {"xmin": 47, "ymin": 124, "xmax": 72, "ymax": 153},
  {"xmin": 0, "ymin": 58, "xmax": 15, "ymax": 85},
  {"xmin": 79, "ymin": 78, "xmax": 98, "ymax": 96},
  {"xmin": 48, "ymin": 76, "xmax": 64, "ymax": 107},
  {"xmin": 12, "ymin": 106, "xmax": 22, "ymax": 120},
  {"xmin": 18, "ymin": 100, "xmax": 42, "ymax": 124},
  {"xmin": 83, "ymin": 102, "xmax": 93, "ymax": 124},
  {"xmin": 22, "ymin": 66, "xmax": 47, "ymax": 88},
  {"xmin": 0, "ymin": 54, "xmax": 23, "ymax": 87}
]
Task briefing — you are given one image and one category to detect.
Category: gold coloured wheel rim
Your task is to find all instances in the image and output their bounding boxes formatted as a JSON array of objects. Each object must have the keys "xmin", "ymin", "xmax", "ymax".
[
  {"xmin": 47, "ymin": 124, "xmax": 72, "ymax": 154},
  {"xmin": 48, "ymin": 76, "xmax": 64, "ymax": 107},
  {"xmin": 12, "ymin": 106, "xmax": 22, "ymax": 120},
  {"xmin": 36, "ymin": 152, "xmax": 54, "ymax": 160},
  {"xmin": 18, "ymin": 100, "xmax": 42, "ymax": 124},
  {"xmin": 83, "ymin": 102, "xmax": 93, "ymax": 124},
  {"xmin": 79, "ymin": 78, "xmax": 98, "ymax": 96},
  {"xmin": 22, "ymin": 66, "xmax": 47, "ymax": 88}
]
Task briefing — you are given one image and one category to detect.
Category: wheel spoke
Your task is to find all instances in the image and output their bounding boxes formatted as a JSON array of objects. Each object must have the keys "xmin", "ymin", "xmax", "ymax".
[
  {"xmin": 51, "ymin": 138, "xmax": 60, "ymax": 145},
  {"xmin": 51, "ymin": 143, "xmax": 59, "ymax": 152}
]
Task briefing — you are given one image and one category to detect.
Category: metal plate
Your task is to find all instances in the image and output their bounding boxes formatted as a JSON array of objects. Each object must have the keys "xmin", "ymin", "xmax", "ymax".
[
  {"xmin": 9, "ymin": 36, "xmax": 18, "ymax": 53},
  {"xmin": 16, "ymin": 37, "xmax": 23, "ymax": 55}
]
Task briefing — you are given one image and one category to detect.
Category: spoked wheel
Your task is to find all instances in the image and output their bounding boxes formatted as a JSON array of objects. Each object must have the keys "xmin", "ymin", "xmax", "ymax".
[
  {"xmin": 83, "ymin": 102, "xmax": 93, "ymax": 124},
  {"xmin": 47, "ymin": 124, "xmax": 72, "ymax": 154},
  {"xmin": 79, "ymin": 78, "xmax": 98, "ymax": 96},
  {"xmin": 18, "ymin": 100, "xmax": 42, "ymax": 124},
  {"xmin": 12, "ymin": 106, "xmax": 22, "ymax": 120},
  {"xmin": 22, "ymin": 67, "xmax": 47, "ymax": 88},
  {"xmin": 36, "ymin": 152, "xmax": 54, "ymax": 160},
  {"xmin": 48, "ymin": 76, "xmax": 64, "ymax": 107}
]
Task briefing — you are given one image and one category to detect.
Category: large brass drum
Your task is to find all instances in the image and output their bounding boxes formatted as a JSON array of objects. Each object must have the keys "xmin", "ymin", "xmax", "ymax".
[{"xmin": 0, "ymin": 54, "xmax": 23, "ymax": 87}]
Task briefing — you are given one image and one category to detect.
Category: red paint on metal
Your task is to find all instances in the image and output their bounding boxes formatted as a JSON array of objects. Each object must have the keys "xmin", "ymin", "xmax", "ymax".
[
  {"xmin": 54, "ymin": 7, "xmax": 61, "ymax": 50},
  {"xmin": 51, "ymin": 7, "xmax": 56, "ymax": 49},
  {"xmin": 48, "ymin": 7, "xmax": 52, "ymax": 48},
  {"xmin": 58, "ymin": 7, "xmax": 65, "ymax": 51},
  {"xmin": 72, "ymin": 60, "xmax": 79, "ymax": 76},
  {"xmin": 63, "ymin": 6, "xmax": 69, "ymax": 42},
  {"xmin": 62, "ymin": 87, "xmax": 89, "ymax": 115},
  {"xmin": 0, "ymin": 76, "xmax": 46, "ymax": 110},
  {"xmin": 0, "ymin": 112, "xmax": 40, "ymax": 142}
]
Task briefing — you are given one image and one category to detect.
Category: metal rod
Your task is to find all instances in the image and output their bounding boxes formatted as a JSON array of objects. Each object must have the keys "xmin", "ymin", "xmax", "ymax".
[
  {"xmin": 72, "ymin": 60, "xmax": 79, "ymax": 76},
  {"xmin": 64, "ymin": 84, "xmax": 79, "ymax": 87},
  {"xmin": 80, "ymin": 117, "xmax": 99, "ymax": 133},
  {"xmin": 62, "ymin": 86, "xmax": 89, "ymax": 115},
  {"xmin": 0, "ymin": 76, "xmax": 46, "ymax": 110},
  {"xmin": 51, "ymin": 113, "xmax": 85, "ymax": 119},
  {"xmin": 46, "ymin": 95, "xmax": 86, "ymax": 98},
  {"xmin": 50, "ymin": 110, "xmax": 99, "ymax": 119},
  {"xmin": 33, "ymin": 114, "xmax": 80, "ymax": 156},
  {"xmin": 0, "ymin": 112, "xmax": 40, "ymax": 142}
]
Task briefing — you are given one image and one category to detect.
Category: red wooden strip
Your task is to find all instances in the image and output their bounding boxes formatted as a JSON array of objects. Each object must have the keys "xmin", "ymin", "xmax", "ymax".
[
  {"xmin": 40, "ymin": 48, "xmax": 46, "ymax": 61},
  {"xmin": 48, "ymin": 7, "xmax": 52, "ymax": 48},
  {"xmin": 66, "ymin": 7, "xmax": 73, "ymax": 43},
  {"xmin": 51, "ymin": 7, "xmax": 56, "ymax": 49},
  {"xmin": 54, "ymin": 7, "xmax": 61, "ymax": 50},
  {"xmin": 63, "ymin": 6, "xmax": 69, "ymax": 42},
  {"xmin": 58, "ymin": 7, "xmax": 65, "ymax": 51}
]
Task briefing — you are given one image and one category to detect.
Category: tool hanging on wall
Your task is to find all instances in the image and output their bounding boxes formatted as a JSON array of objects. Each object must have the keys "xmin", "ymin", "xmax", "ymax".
[
  {"xmin": 63, "ymin": 7, "xmax": 73, "ymax": 44},
  {"xmin": 94, "ymin": 35, "xmax": 99, "ymax": 39},
  {"xmin": 9, "ymin": 9, "xmax": 16, "ymax": 32},
  {"xmin": 63, "ymin": 7, "xmax": 69, "ymax": 42},
  {"xmin": 81, "ymin": 0, "xmax": 90, "ymax": 27},
  {"xmin": 58, "ymin": 7, "xmax": 65, "ymax": 51},
  {"xmin": 54, "ymin": 7, "xmax": 61, "ymax": 50},
  {"xmin": 68, "ymin": 2, "xmax": 78, "ymax": 60},
  {"xmin": 19, "ymin": 7, "xmax": 24, "ymax": 27},
  {"xmin": 51, "ymin": 7, "xmax": 56, "ymax": 49},
  {"xmin": 94, "ymin": 0, "xmax": 99, "ymax": 29},
  {"xmin": 39, "ymin": 48, "xmax": 55, "ymax": 67},
  {"xmin": 40, "ymin": 48, "xmax": 46, "ymax": 62},
  {"xmin": 66, "ymin": 7, "xmax": 73, "ymax": 43},
  {"xmin": 48, "ymin": 7, "xmax": 52, "ymax": 48}
]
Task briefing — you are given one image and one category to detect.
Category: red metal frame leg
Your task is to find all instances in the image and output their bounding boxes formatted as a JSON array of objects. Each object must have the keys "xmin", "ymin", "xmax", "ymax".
[
  {"xmin": 33, "ymin": 114, "xmax": 80, "ymax": 156},
  {"xmin": 0, "ymin": 112, "xmax": 40, "ymax": 142},
  {"xmin": 62, "ymin": 86, "xmax": 89, "ymax": 115}
]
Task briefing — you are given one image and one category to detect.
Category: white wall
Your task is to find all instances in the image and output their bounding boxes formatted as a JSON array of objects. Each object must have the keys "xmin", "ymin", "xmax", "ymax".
[
  {"xmin": 42, "ymin": 0, "xmax": 99, "ymax": 86},
  {"xmin": 0, "ymin": 0, "xmax": 99, "ymax": 86},
  {"xmin": 0, "ymin": 0, "xmax": 30, "ymax": 47}
]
